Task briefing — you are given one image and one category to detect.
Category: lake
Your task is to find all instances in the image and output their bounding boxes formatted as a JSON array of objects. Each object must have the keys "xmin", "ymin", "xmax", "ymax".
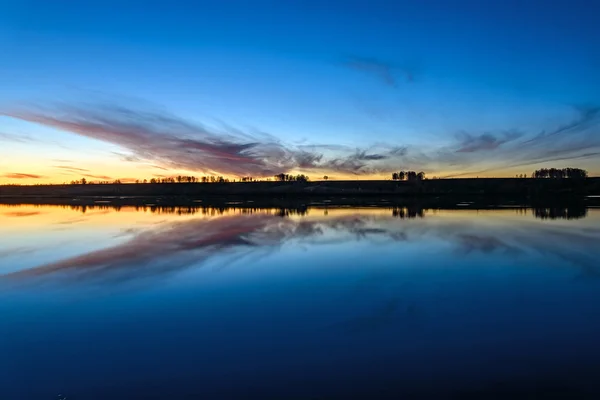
[{"xmin": 2, "ymin": 203, "xmax": 600, "ymax": 399}]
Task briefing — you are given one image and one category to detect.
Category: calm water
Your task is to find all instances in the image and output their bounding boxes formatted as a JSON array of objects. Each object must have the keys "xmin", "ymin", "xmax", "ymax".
[{"xmin": 1, "ymin": 204, "xmax": 600, "ymax": 399}]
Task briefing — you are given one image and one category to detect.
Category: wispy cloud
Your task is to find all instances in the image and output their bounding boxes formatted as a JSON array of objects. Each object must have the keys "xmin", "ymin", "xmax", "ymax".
[
  {"xmin": 3, "ymin": 103, "xmax": 295, "ymax": 177},
  {"xmin": 440, "ymin": 106, "xmax": 600, "ymax": 176},
  {"xmin": 455, "ymin": 131, "xmax": 523, "ymax": 153},
  {"xmin": 321, "ymin": 147, "xmax": 408, "ymax": 174},
  {"xmin": 54, "ymin": 166, "xmax": 112, "ymax": 181},
  {"xmin": 1, "ymin": 101, "xmax": 411, "ymax": 177},
  {"xmin": 112, "ymin": 152, "xmax": 142, "ymax": 162},
  {"xmin": 341, "ymin": 55, "xmax": 417, "ymax": 87},
  {"xmin": 54, "ymin": 165, "xmax": 90, "ymax": 173},
  {"xmin": 83, "ymin": 174, "xmax": 113, "ymax": 180},
  {"xmin": 2, "ymin": 99, "xmax": 599, "ymax": 178},
  {"xmin": 524, "ymin": 105, "xmax": 600, "ymax": 144},
  {"xmin": 2, "ymin": 173, "xmax": 45, "ymax": 179},
  {"xmin": 0, "ymin": 132, "xmax": 36, "ymax": 143}
]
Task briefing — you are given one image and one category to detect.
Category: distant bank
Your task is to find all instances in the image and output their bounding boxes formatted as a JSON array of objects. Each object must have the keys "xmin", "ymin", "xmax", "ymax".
[{"xmin": 1, "ymin": 178, "xmax": 599, "ymax": 200}]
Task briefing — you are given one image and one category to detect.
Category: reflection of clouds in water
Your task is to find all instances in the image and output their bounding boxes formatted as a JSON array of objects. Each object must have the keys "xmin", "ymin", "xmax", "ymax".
[
  {"xmin": 3, "ymin": 211, "xmax": 42, "ymax": 217},
  {"xmin": 54, "ymin": 217, "xmax": 89, "ymax": 225},
  {"xmin": 112, "ymin": 227, "xmax": 144, "ymax": 238},
  {"xmin": 455, "ymin": 234, "xmax": 522, "ymax": 256},
  {"xmin": 0, "ymin": 247, "xmax": 37, "ymax": 259},
  {"xmin": 331, "ymin": 298, "xmax": 401, "ymax": 333},
  {"xmin": 4, "ymin": 214, "xmax": 289, "ymax": 286},
  {"xmin": 2, "ymin": 209, "xmax": 599, "ymax": 287},
  {"xmin": 329, "ymin": 297, "xmax": 421, "ymax": 334}
]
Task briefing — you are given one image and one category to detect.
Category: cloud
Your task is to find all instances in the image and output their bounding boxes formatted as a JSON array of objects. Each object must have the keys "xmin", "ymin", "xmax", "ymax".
[
  {"xmin": 1, "ymin": 101, "xmax": 412, "ymax": 177},
  {"xmin": 438, "ymin": 106, "xmax": 600, "ymax": 177},
  {"xmin": 83, "ymin": 174, "xmax": 113, "ymax": 180},
  {"xmin": 0, "ymin": 132, "xmax": 35, "ymax": 143},
  {"xmin": 2, "ymin": 173, "xmax": 45, "ymax": 179},
  {"xmin": 341, "ymin": 56, "xmax": 417, "ymax": 87},
  {"xmin": 112, "ymin": 152, "xmax": 142, "ymax": 162},
  {"xmin": 455, "ymin": 131, "xmax": 523, "ymax": 153},
  {"xmin": 524, "ymin": 105, "xmax": 600, "ymax": 144},
  {"xmin": 2, "ymin": 99, "xmax": 598, "ymax": 178},
  {"xmin": 293, "ymin": 151, "xmax": 324, "ymax": 169},
  {"xmin": 321, "ymin": 147, "xmax": 409, "ymax": 174},
  {"xmin": 3, "ymin": 102, "xmax": 297, "ymax": 177},
  {"xmin": 54, "ymin": 165, "xmax": 90, "ymax": 173},
  {"xmin": 54, "ymin": 169, "xmax": 112, "ymax": 181}
]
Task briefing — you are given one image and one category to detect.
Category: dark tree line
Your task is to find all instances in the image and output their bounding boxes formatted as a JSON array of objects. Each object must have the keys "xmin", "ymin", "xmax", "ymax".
[
  {"xmin": 532, "ymin": 168, "xmax": 588, "ymax": 179},
  {"xmin": 72, "ymin": 176, "xmax": 233, "ymax": 185},
  {"xmin": 71, "ymin": 174, "xmax": 315, "ymax": 185},
  {"xmin": 392, "ymin": 171, "xmax": 425, "ymax": 181},
  {"xmin": 274, "ymin": 173, "xmax": 310, "ymax": 182}
]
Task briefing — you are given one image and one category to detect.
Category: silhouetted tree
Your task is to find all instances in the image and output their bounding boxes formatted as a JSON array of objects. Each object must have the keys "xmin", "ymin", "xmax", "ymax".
[
  {"xmin": 323, "ymin": 175, "xmax": 329, "ymax": 181},
  {"xmin": 80, "ymin": 178, "xmax": 87, "ymax": 185},
  {"xmin": 533, "ymin": 167, "xmax": 588, "ymax": 179},
  {"xmin": 393, "ymin": 171, "xmax": 425, "ymax": 181}
]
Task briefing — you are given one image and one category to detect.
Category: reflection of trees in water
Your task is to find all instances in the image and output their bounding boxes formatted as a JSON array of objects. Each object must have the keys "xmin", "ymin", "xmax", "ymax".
[
  {"xmin": 514, "ymin": 206, "xmax": 588, "ymax": 220},
  {"xmin": 533, "ymin": 206, "xmax": 587, "ymax": 220},
  {"xmin": 275, "ymin": 206, "xmax": 309, "ymax": 217},
  {"xmin": 392, "ymin": 207, "xmax": 424, "ymax": 219},
  {"xmin": 4, "ymin": 203, "xmax": 590, "ymax": 221},
  {"xmin": 43, "ymin": 204, "xmax": 312, "ymax": 217}
]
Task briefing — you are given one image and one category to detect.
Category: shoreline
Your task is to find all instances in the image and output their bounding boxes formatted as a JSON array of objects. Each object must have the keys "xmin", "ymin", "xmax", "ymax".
[
  {"xmin": 1, "ymin": 177, "xmax": 599, "ymax": 198},
  {"xmin": 1, "ymin": 193, "xmax": 598, "ymax": 211}
]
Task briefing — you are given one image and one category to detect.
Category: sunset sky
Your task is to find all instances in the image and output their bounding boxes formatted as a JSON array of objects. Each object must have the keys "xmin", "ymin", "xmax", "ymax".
[{"xmin": 1, "ymin": 0, "xmax": 599, "ymax": 184}]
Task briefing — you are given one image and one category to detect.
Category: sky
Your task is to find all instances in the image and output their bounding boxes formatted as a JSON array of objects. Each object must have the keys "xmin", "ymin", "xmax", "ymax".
[{"xmin": 0, "ymin": 0, "xmax": 599, "ymax": 184}]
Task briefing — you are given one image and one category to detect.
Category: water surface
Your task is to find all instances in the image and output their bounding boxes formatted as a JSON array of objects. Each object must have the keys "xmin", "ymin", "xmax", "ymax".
[{"xmin": 2, "ymin": 204, "xmax": 600, "ymax": 399}]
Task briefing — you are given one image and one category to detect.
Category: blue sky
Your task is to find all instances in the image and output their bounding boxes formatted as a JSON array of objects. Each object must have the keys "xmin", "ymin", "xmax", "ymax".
[{"xmin": 1, "ymin": 0, "xmax": 599, "ymax": 182}]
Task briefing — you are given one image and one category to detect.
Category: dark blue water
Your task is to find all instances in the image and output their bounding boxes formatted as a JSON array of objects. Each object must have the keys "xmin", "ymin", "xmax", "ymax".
[{"xmin": 2, "ymin": 205, "xmax": 600, "ymax": 399}]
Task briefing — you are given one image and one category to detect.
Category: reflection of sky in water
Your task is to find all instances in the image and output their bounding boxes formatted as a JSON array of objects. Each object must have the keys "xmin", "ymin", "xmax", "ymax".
[{"xmin": 1, "ymin": 205, "xmax": 600, "ymax": 398}]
